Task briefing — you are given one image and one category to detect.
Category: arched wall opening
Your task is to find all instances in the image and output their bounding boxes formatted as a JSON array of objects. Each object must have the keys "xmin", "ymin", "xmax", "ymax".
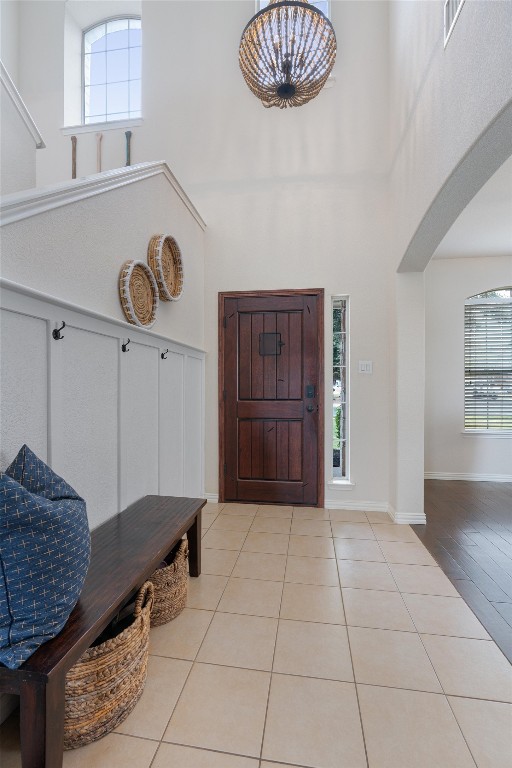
[{"xmin": 393, "ymin": 102, "xmax": 512, "ymax": 523}]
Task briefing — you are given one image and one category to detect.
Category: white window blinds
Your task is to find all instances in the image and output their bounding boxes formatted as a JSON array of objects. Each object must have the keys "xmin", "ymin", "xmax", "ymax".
[{"xmin": 464, "ymin": 295, "xmax": 512, "ymax": 430}]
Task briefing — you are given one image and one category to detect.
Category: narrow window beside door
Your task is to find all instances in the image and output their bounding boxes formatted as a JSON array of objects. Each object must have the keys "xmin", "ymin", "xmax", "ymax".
[{"xmin": 332, "ymin": 297, "xmax": 348, "ymax": 479}]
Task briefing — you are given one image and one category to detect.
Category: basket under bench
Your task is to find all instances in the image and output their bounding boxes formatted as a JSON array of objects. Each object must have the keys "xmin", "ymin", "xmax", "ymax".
[{"xmin": 0, "ymin": 494, "xmax": 205, "ymax": 768}]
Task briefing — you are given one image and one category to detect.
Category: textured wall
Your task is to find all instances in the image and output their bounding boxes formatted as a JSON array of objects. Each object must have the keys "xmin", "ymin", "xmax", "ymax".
[
  {"xmin": 389, "ymin": 0, "xmax": 512, "ymax": 270},
  {"xmin": 0, "ymin": 87, "xmax": 36, "ymax": 194},
  {"xmin": 425, "ymin": 255, "xmax": 512, "ymax": 479},
  {"xmin": 0, "ymin": 1, "xmax": 19, "ymax": 82},
  {"xmin": 201, "ymin": 180, "xmax": 394, "ymax": 508},
  {"xmin": 0, "ymin": 173, "xmax": 205, "ymax": 350}
]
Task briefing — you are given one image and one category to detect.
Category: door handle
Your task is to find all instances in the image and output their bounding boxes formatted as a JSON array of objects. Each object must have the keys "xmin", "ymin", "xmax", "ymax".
[{"xmin": 306, "ymin": 404, "xmax": 315, "ymax": 413}]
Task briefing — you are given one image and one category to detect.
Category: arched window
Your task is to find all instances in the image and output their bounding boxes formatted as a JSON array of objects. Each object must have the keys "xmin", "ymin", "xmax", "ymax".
[
  {"xmin": 83, "ymin": 18, "xmax": 141, "ymax": 124},
  {"xmin": 464, "ymin": 287, "xmax": 512, "ymax": 431}
]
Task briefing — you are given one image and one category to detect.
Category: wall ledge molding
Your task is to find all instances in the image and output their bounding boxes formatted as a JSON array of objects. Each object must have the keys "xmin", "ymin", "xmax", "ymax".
[
  {"xmin": 0, "ymin": 278, "xmax": 206, "ymax": 355},
  {"xmin": 425, "ymin": 472, "xmax": 512, "ymax": 483},
  {"xmin": 0, "ymin": 161, "xmax": 206, "ymax": 230},
  {"xmin": 0, "ymin": 60, "xmax": 45, "ymax": 149},
  {"xmin": 61, "ymin": 117, "xmax": 143, "ymax": 136}
]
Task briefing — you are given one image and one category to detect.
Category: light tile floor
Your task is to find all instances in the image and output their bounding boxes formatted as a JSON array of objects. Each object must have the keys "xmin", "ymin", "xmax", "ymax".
[{"xmin": 1, "ymin": 502, "xmax": 512, "ymax": 768}]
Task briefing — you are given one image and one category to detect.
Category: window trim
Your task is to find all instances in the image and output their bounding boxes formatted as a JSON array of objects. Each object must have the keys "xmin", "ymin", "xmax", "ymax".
[
  {"xmin": 331, "ymin": 295, "xmax": 350, "ymax": 483},
  {"xmin": 81, "ymin": 15, "xmax": 141, "ymax": 126}
]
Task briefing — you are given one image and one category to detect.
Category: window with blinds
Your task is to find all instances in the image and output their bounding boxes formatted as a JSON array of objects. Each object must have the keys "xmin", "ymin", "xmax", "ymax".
[{"xmin": 464, "ymin": 288, "xmax": 512, "ymax": 431}]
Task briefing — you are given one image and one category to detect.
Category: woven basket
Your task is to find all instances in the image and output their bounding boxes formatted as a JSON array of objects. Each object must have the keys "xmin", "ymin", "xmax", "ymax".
[
  {"xmin": 147, "ymin": 234, "xmax": 184, "ymax": 301},
  {"xmin": 119, "ymin": 260, "xmax": 159, "ymax": 328},
  {"xmin": 149, "ymin": 539, "xmax": 188, "ymax": 626},
  {"xmin": 63, "ymin": 581, "xmax": 154, "ymax": 750}
]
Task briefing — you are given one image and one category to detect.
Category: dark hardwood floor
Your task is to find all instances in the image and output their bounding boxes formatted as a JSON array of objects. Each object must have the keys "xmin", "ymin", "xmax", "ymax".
[{"xmin": 413, "ymin": 480, "xmax": 512, "ymax": 664}]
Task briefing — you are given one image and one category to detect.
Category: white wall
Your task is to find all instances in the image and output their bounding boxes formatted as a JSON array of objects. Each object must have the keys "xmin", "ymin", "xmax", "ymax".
[
  {"xmin": 134, "ymin": 0, "xmax": 393, "ymax": 508},
  {"xmin": 0, "ymin": 0, "xmax": 19, "ymax": 82},
  {"xmin": 0, "ymin": 80, "xmax": 36, "ymax": 194},
  {"xmin": 8, "ymin": 0, "xmax": 512, "ymax": 517},
  {"xmin": 201, "ymin": 181, "xmax": 393, "ymax": 510},
  {"xmin": 1, "ymin": 165, "xmax": 206, "ymax": 513},
  {"xmin": 0, "ymin": 285, "xmax": 205, "ymax": 523},
  {"xmin": 1, "ymin": 172, "xmax": 205, "ymax": 349},
  {"xmin": 425, "ymin": 255, "xmax": 512, "ymax": 480},
  {"xmin": 389, "ymin": 0, "xmax": 512, "ymax": 270},
  {"xmin": 387, "ymin": 0, "xmax": 512, "ymax": 520}
]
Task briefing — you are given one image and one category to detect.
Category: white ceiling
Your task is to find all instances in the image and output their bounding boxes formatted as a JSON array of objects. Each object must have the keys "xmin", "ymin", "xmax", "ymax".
[{"xmin": 432, "ymin": 153, "xmax": 512, "ymax": 259}]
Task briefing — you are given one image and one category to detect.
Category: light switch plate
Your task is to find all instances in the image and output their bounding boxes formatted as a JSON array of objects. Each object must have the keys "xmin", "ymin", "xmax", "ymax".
[{"xmin": 358, "ymin": 360, "xmax": 373, "ymax": 374}]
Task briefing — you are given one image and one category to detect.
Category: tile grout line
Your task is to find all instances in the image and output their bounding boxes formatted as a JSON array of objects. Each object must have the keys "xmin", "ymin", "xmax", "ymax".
[
  {"xmin": 256, "ymin": 504, "xmax": 292, "ymax": 765},
  {"xmin": 335, "ymin": 516, "xmax": 371, "ymax": 768},
  {"xmin": 148, "ymin": 503, "xmax": 236, "ymax": 767},
  {"xmin": 385, "ymin": 530, "xmax": 481, "ymax": 768}
]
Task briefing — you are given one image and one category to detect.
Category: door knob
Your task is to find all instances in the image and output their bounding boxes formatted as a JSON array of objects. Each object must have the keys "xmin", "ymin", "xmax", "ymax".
[{"xmin": 306, "ymin": 404, "xmax": 315, "ymax": 413}]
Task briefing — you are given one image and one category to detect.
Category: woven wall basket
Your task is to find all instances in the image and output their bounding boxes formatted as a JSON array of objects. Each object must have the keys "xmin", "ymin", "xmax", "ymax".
[
  {"xmin": 147, "ymin": 234, "xmax": 184, "ymax": 301},
  {"xmin": 119, "ymin": 260, "xmax": 159, "ymax": 328},
  {"xmin": 63, "ymin": 581, "xmax": 154, "ymax": 750},
  {"xmin": 149, "ymin": 539, "xmax": 188, "ymax": 626}
]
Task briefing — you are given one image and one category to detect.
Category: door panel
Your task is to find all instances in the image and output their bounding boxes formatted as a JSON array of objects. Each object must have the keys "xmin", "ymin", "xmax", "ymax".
[{"xmin": 220, "ymin": 291, "xmax": 323, "ymax": 506}]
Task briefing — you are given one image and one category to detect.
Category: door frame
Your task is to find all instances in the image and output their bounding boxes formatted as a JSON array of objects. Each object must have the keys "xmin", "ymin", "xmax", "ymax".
[{"xmin": 218, "ymin": 288, "xmax": 324, "ymax": 507}]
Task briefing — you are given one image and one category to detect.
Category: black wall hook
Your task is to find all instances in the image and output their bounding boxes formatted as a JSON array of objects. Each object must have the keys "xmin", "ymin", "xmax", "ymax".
[
  {"xmin": 122, "ymin": 338, "xmax": 131, "ymax": 352},
  {"xmin": 161, "ymin": 349, "xmax": 169, "ymax": 359},
  {"xmin": 52, "ymin": 321, "xmax": 65, "ymax": 340}
]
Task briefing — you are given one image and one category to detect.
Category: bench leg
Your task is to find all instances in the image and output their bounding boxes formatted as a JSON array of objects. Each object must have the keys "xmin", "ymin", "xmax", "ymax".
[
  {"xmin": 20, "ymin": 674, "xmax": 65, "ymax": 768},
  {"xmin": 187, "ymin": 510, "xmax": 202, "ymax": 577}
]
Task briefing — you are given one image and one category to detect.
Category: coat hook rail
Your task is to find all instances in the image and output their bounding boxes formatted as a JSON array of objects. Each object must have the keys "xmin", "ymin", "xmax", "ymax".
[
  {"xmin": 52, "ymin": 321, "xmax": 65, "ymax": 340},
  {"xmin": 161, "ymin": 349, "xmax": 169, "ymax": 359},
  {"xmin": 122, "ymin": 338, "xmax": 131, "ymax": 352}
]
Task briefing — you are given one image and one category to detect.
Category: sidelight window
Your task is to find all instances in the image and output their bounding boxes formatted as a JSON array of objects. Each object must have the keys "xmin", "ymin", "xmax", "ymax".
[{"xmin": 332, "ymin": 297, "xmax": 348, "ymax": 478}]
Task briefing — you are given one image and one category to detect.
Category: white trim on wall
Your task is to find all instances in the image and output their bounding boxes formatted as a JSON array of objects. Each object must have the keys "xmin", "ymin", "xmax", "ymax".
[
  {"xmin": 0, "ymin": 284, "xmax": 206, "ymax": 527},
  {"xmin": 61, "ymin": 118, "xmax": 143, "ymax": 135},
  {"xmin": 0, "ymin": 279, "xmax": 206, "ymax": 353},
  {"xmin": 425, "ymin": 472, "xmax": 512, "ymax": 483},
  {"xmin": 0, "ymin": 161, "xmax": 206, "ymax": 230},
  {"xmin": 0, "ymin": 59, "xmax": 46, "ymax": 149}
]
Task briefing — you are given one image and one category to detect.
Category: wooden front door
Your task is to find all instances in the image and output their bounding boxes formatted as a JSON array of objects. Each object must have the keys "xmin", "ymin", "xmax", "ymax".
[{"xmin": 219, "ymin": 290, "xmax": 324, "ymax": 506}]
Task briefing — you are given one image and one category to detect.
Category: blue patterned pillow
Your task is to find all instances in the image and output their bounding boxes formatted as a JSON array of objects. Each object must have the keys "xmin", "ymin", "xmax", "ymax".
[{"xmin": 0, "ymin": 446, "xmax": 90, "ymax": 669}]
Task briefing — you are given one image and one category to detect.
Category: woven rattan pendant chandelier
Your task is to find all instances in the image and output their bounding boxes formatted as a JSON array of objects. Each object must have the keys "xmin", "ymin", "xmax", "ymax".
[{"xmin": 239, "ymin": 0, "xmax": 336, "ymax": 109}]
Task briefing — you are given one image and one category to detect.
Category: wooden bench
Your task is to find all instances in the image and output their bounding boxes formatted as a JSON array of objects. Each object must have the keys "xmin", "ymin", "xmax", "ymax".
[{"xmin": 0, "ymin": 494, "xmax": 205, "ymax": 768}]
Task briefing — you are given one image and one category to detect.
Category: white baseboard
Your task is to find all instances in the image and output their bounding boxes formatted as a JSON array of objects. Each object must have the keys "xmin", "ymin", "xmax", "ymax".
[
  {"xmin": 389, "ymin": 506, "xmax": 427, "ymax": 525},
  {"xmin": 324, "ymin": 500, "xmax": 391, "ymax": 514},
  {"xmin": 425, "ymin": 472, "xmax": 512, "ymax": 483},
  {"xmin": 207, "ymin": 495, "xmax": 393, "ymax": 515}
]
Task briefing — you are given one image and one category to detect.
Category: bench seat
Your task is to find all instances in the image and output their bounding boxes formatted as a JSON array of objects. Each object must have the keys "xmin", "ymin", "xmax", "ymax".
[{"xmin": 0, "ymin": 494, "xmax": 205, "ymax": 768}]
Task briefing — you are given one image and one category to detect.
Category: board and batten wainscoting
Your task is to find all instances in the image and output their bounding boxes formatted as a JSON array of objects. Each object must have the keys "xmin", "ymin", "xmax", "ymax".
[{"xmin": 0, "ymin": 280, "xmax": 205, "ymax": 529}]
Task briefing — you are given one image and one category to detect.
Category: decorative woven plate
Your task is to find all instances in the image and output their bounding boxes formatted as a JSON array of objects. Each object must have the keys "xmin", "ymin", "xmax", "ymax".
[
  {"xmin": 147, "ymin": 234, "xmax": 184, "ymax": 301},
  {"xmin": 119, "ymin": 260, "xmax": 159, "ymax": 328}
]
